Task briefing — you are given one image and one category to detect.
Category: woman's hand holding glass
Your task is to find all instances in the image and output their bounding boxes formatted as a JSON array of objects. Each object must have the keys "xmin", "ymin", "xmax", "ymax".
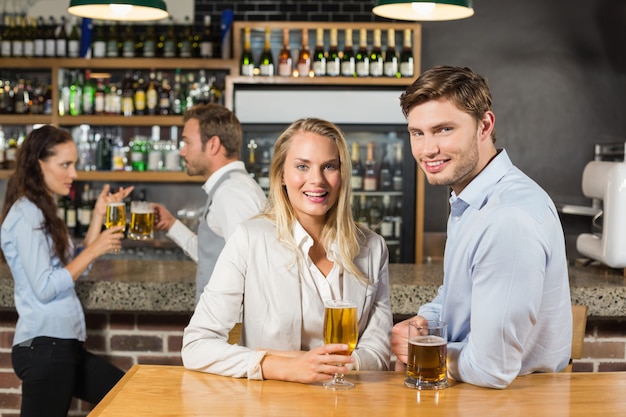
[
  {"xmin": 323, "ymin": 300, "xmax": 358, "ymax": 390},
  {"xmin": 94, "ymin": 185, "xmax": 134, "ymax": 253}
]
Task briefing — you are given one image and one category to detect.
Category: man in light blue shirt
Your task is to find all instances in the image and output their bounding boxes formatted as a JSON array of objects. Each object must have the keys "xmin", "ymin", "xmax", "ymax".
[{"xmin": 391, "ymin": 66, "xmax": 572, "ymax": 389}]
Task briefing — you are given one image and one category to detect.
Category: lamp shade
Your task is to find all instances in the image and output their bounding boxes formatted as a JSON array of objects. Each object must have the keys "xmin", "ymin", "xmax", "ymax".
[
  {"xmin": 68, "ymin": 0, "xmax": 169, "ymax": 22},
  {"xmin": 373, "ymin": 0, "xmax": 474, "ymax": 21}
]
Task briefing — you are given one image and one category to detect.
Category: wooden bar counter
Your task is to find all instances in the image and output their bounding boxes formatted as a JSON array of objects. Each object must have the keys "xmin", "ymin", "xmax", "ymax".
[{"xmin": 90, "ymin": 365, "xmax": 626, "ymax": 416}]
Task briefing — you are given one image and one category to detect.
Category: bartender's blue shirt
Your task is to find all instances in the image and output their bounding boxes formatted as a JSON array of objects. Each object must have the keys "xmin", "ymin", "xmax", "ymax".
[
  {"xmin": 1, "ymin": 197, "xmax": 87, "ymax": 346},
  {"xmin": 418, "ymin": 149, "xmax": 572, "ymax": 389}
]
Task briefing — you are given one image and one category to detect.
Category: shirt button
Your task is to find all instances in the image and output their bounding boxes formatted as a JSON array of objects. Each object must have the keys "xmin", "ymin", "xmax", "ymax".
[{"xmin": 453, "ymin": 216, "xmax": 461, "ymax": 222}]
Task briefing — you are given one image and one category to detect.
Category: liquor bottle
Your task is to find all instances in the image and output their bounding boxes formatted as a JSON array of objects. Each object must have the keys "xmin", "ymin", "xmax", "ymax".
[
  {"xmin": 121, "ymin": 71, "xmax": 134, "ymax": 116},
  {"xmin": 363, "ymin": 141, "xmax": 378, "ymax": 191},
  {"xmin": 192, "ymin": 24, "xmax": 201, "ymax": 58},
  {"xmin": 11, "ymin": 16, "xmax": 23, "ymax": 57},
  {"xmin": 257, "ymin": 149, "xmax": 271, "ymax": 191},
  {"xmin": 311, "ymin": 28, "xmax": 326, "ymax": 77},
  {"xmin": 259, "ymin": 28, "xmax": 274, "ymax": 76},
  {"xmin": 34, "ymin": 17, "xmax": 46, "ymax": 57},
  {"xmin": 369, "ymin": 29, "xmax": 383, "ymax": 77},
  {"xmin": 171, "ymin": 70, "xmax": 183, "ymax": 115},
  {"xmin": 399, "ymin": 29, "xmax": 414, "ymax": 78},
  {"xmin": 0, "ymin": 15, "xmax": 12, "ymax": 57},
  {"xmin": 277, "ymin": 28, "xmax": 292, "ymax": 77},
  {"xmin": 164, "ymin": 126, "xmax": 180, "ymax": 171},
  {"xmin": 69, "ymin": 71, "xmax": 82, "ymax": 116},
  {"xmin": 91, "ymin": 20, "xmax": 106, "ymax": 58},
  {"xmin": 200, "ymin": 15, "xmax": 213, "ymax": 58},
  {"xmin": 246, "ymin": 139, "xmax": 260, "ymax": 181},
  {"xmin": 296, "ymin": 28, "xmax": 311, "ymax": 77},
  {"xmin": 96, "ymin": 130, "xmax": 113, "ymax": 170},
  {"xmin": 13, "ymin": 79, "xmax": 28, "ymax": 114},
  {"xmin": 133, "ymin": 71, "xmax": 146, "ymax": 115},
  {"xmin": 179, "ymin": 16, "xmax": 193, "ymax": 58},
  {"xmin": 130, "ymin": 136, "xmax": 147, "ymax": 171},
  {"xmin": 45, "ymin": 16, "xmax": 56, "ymax": 57},
  {"xmin": 146, "ymin": 70, "xmax": 158, "ymax": 115},
  {"xmin": 22, "ymin": 16, "xmax": 34, "ymax": 58},
  {"xmin": 147, "ymin": 125, "xmax": 163, "ymax": 171},
  {"xmin": 240, "ymin": 27, "xmax": 255, "ymax": 76},
  {"xmin": 65, "ymin": 186, "xmax": 78, "ymax": 237},
  {"xmin": 379, "ymin": 195, "xmax": 394, "ymax": 240},
  {"xmin": 122, "ymin": 24, "xmax": 136, "ymax": 58},
  {"xmin": 340, "ymin": 29, "xmax": 355, "ymax": 77},
  {"xmin": 82, "ymin": 70, "xmax": 95, "ymax": 115},
  {"xmin": 77, "ymin": 183, "xmax": 93, "ymax": 237},
  {"xmin": 159, "ymin": 74, "xmax": 171, "ymax": 115},
  {"xmin": 105, "ymin": 23, "xmax": 119, "ymax": 57},
  {"xmin": 350, "ymin": 142, "xmax": 364, "ymax": 191},
  {"xmin": 355, "ymin": 28, "xmax": 369, "ymax": 77},
  {"xmin": 383, "ymin": 28, "xmax": 398, "ymax": 78},
  {"xmin": 392, "ymin": 142, "xmax": 403, "ymax": 191},
  {"xmin": 67, "ymin": 16, "xmax": 81, "ymax": 58},
  {"xmin": 93, "ymin": 78, "xmax": 105, "ymax": 115},
  {"xmin": 163, "ymin": 16, "xmax": 177, "ymax": 58},
  {"xmin": 379, "ymin": 143, "xmax": 393, "ymax": 191},
  {"xmin": 392, "ymin": 198, "xmax": 403, "ymax": 240},
  {"xmin": 356, "ymin": 195, "xmax": 369, "ymax": 229},
  {"xmin": 368, "ymin": 196, "xmax": 383, "ymax": 234},
  {"xmin": 55, "ymin": 16, "xmax": 68, "ymax": 57},
  {"xmin": 326, "ymin": 28, "xmax": 340, "ymax": 77},
  {"xmin": 142, "ymin": 24, "xmax": 157, "ymax": 58}
]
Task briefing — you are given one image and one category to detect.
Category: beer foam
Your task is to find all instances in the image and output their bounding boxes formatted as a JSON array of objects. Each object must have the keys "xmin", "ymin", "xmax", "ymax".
[{"xmin": 409, "ymin": 335, "xmax": 446, "ymax": 346}]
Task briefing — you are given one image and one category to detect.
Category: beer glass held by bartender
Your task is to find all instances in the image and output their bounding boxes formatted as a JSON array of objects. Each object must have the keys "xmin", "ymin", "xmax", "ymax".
[
  {"xmin": 390, "ymin": 66, "xmax": 572, "ymax": 389},
  {"xmin": 0, "ymin": 125, "xmax": 134, "ymax": 417},
  {"xmin": 152, "ymin": 103, "xmax": 266, "ymax": 303},
  {"xmin": 181, "ymin": 118, "xmax": 392, "ymax": 383}
]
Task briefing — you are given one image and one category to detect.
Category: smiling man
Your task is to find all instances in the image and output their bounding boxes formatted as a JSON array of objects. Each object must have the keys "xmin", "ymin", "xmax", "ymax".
[{"xmin": 391, "ymin": 66, "xmax": 572, "ymax": 389}]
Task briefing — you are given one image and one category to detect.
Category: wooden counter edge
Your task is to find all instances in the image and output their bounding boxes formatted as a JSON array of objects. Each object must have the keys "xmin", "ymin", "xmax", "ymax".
[{"xmin": 88, "ymin": 364, "xmax": 141, "ymax": 416}]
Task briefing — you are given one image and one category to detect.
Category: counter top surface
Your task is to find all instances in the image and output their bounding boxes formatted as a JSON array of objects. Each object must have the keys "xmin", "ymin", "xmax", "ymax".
[
  {"xmin": 1, "ymin": 260, "xmax": 624, "ymax": 316},
  {"xmin": 89, "ymin": 364, "xmax": 626, "ymax": 417}
]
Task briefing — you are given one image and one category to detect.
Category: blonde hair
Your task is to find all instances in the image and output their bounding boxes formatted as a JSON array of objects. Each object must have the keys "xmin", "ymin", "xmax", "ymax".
[{"xmin": 260, "ymin": 118, "xmax": 367, "ymax": 282}]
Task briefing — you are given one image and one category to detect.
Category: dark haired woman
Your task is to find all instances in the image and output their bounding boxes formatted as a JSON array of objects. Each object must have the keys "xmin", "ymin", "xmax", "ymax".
[{"xmin": 1, "ymin": 125, "xmax": 133, "ymax": 417}]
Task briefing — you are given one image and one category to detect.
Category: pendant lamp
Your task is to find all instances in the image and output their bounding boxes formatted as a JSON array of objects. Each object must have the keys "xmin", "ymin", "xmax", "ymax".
[
  {"xmin": 373, "ymin": 0, "xmax": 474, "ymax": 21},
  {"xmin": 68, "ymin": 0, "xmax": 169, "ymax": 22}
]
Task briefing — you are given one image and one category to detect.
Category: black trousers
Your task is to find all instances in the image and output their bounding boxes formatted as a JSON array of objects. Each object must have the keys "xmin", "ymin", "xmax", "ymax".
[{"xmin": 12, "ymin": 337, "xmax": 124, "ymax": 417}]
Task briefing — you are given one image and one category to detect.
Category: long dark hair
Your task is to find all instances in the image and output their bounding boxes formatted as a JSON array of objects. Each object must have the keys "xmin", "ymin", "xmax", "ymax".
[{"xmin": 1, "ymin": 125, "xmax": 74, "ymax": 264}]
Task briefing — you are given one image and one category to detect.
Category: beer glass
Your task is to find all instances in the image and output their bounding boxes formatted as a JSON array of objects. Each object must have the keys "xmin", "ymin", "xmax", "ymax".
[
  {"xmin": 405, "ymin": 320, "xmax": 448, "ymax": 390},
  {"xmin": 105, "ymin": 202, "xmax": 126, "ymax": 254},
  {"xmin": 323, "ymin": 299, "xmax": 358, "ymax": 390},
  {"xmin": 128, "ymin": 201, "xmax": 155, "ymax": 240}
]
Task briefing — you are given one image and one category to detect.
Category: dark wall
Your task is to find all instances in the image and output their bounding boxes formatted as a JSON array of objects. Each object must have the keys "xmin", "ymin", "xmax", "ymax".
[{"xmin": 194, "ymin": 0, "xmax": 626, "ymax": 248}]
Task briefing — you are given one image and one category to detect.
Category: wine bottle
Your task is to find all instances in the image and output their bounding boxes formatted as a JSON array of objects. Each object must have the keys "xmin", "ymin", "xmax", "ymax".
[
  {"xmin": 65, "ymin": 186, "xmax": 78, "ymax": 237},
  {"xmin": 34, "ymin": 16, "xmax": 46, "ymax": 57},
  {"xmin": 341, "ymin": 28, "xmax": 355, "ymax": 77},
  {"xmin": 0, "ymin": 15, "xmax": 12, "ymax": 57},
  {"xmin": 393, "ymin": 142, "xmax": 403, "ymax": 191},
  {"xmin": 67, "ymin": 16, "xmax": 81, "ymax": 58},
  {"xmin": 94, "ymin": 78, "xmax": 105, "ymax": 115},
  {"xmin": 142, "ymin": 24, "xmax": 157, "ymax": 58},
  {"xmin": 326, "ymin": 28, "xmax": 340, "ymax": 77},
  {"xmin": 69, "ymin": 71, "xmax": 82, "ymax": 116},
  {"xmin": 369, "ymin": 29, "xmax": 383, "ymax": 77},
  {"xmin": 379, "ymin": 144, "xmax": 393, "ymax": 191},
  {"xmin": 356, "ymin": 195, "xmax": 370, "ymax": 229},
  {"xmin": 296, "ymin": 28, "xmax": 311, "ymax": 77},
  {"xmin": 259, "ymin": 28, "xmax": 274, "ymax": 76},
  {"xmin": 130, "ymin": 136, "xmax": 147, "ymax": 172},
  {"xmin": 200, "ymin": 15, "xmax": 213, "ymax": 58},
  {"xmin": 399, "ymin": 29, "xmax": 414, "ymax": 78},
  {"xmin": 146, "ymin": 70, "xmax": 158, "ymax": 115},
  {"xmin": 45, "ymin": 16, "xmax": 56, "ymax": 57},
  {"xmin": 55, "ymin": 16, "xmax": 68, "ymax": 57},
  {"xmin": 311, "ymin": 28, "xmax": 326, "ymax": 76},
  {"xmin": 379, "ymin": 195, "xmax": 394, "ymax": 240},
  {"xmin": 105, "ymin": 23, "xmax": 119, "ymax": 58},
  {"xmin": 11, "ymin": 16, "xmax": 23, "ymax": 57},
  {"xmin": 363, "ymin": 141, "xmax": 378, "ymax": 191},
  {"xmin": 82, "ymin": 70, "xmax": 95, "ymax": 115},
  {"xmin": 179, "ymin": 16, "xmax": 193, "ymax": 58},
  {"xmin": 383, "ymin": 28, "xmax": 398, "ymax": 78},
  {"xmin": 350, "ymin": 142, "xmax": 364, "ymax": 191},
  {"xmin": 246, "ymin": 139, "xmax": 260, "ymax": 181},
  {"xmin": 163, "ymin": 16, "xmax": 177, "ymax": 58},
  {"xmin": 240, "ymin": 27, "xmax": 255, "ymax": 76},
  {"xmin": 368, "ymin": 196, "xmax": 383, "ymax": 234},
  {"xmin": 133, "ymin": 71, "xmax": 146, "ymax": 116},
  {"xmin": 91, "ymin": 20, "xmax": 106, "ymax": 58},
  {"xmin": 355, "ymin": 28, "xmax": 369, "ymax": 77},
  {"xmin": 22, "ymin": 16, "xmax": 34, "ymax": 58},
  {"xmin": 122, "ymin": 24, "xmax": 135, "ymax": 58},
  {"xmin": 277, "ymin": 28, "xmax": 292, "ymax": 77}
]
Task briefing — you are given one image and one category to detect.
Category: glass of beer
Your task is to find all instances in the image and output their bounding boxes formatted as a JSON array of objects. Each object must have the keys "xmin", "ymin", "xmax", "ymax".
[
  {"xmin": 323, "ymin": 299, "xmax": 358, "ymax": 390},
  {"xmin": 105, "ymin": 201, "xmax": 126, "ymax": 254},
  {"xmin": 128, "ymin": 201, "xmax": 155, "ymax": 241},
  {"xmin": 405, "ymin": 320, "xmax": 448, "ymax": 390}
]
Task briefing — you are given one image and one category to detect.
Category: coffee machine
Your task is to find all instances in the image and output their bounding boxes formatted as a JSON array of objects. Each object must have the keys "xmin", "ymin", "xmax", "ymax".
[{"xmin": 576, "ymin": 160, "xmax": 626, "ymax": 268}]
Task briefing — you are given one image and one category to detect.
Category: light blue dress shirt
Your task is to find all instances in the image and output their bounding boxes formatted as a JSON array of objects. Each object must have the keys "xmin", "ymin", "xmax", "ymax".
[
  {"xmin": 418, "ymin": 149, "xmax": 572, "ymax": 389},
  {"xmin": 1, "ymin": 197, "xmax": 86, "ymax": 346}
]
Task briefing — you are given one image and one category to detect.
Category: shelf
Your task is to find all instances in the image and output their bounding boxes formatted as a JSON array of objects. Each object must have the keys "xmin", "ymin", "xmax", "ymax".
[
  {"xmin": 0, "ymin": 170, "xmax": 203, "ymax": 183},
  {"xmin": 0, "ymin": 115, "xmax": 54, "ymax": 125},
  {"xmin": 227, "ymin": 75, "xmax": 412, "ymax": 87},
  {"xmin": 77, "ymin": 171, "xmax": 203, "ymax": 183},
  {"xmin": 58, "ymin": 115, "xmax": 184, "ymax": 127}
]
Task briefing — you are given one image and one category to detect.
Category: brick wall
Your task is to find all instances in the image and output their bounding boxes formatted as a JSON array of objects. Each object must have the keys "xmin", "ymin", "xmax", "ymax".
[{"xmin": 2, "ymin": 308, "xmax": 626, "ymax": 416}]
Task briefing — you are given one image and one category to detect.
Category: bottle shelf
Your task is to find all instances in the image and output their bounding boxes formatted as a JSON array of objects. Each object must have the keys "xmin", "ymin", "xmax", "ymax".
[
  {"xmin": 0, "ymin": 57, "xmax": 238, "ymax": 72},
  {"xmin": 58, "ymin": 115, "xmax": 184, "ymax": 127},
  {"xmin": 0, "ymin": 170, "xmax": 203, "ymax": 183}
]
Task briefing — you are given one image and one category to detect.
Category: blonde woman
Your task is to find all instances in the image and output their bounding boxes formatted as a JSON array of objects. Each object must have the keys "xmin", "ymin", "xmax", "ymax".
[{"xmin": 182, "ymin": 118, "xmax": 392, "ymax": 383}]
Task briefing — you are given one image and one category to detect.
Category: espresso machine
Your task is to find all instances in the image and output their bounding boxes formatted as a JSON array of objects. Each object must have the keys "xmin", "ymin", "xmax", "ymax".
[{"xmin": 576, "ymin": 159, "xmax": 626, "ymax": 268}]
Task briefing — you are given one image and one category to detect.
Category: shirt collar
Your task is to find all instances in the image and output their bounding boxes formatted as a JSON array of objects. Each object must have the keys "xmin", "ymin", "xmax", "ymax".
[
  {"xmin": 202, "ymin": 160, "xmax": 246, "ymax": 195},
  {"xmin": 293, "ymin": 221, "xmax": 338, "ymax": 262},
  {"xmin": 450, "ymin": 148, "xmax": 512, "ymax": 210}
]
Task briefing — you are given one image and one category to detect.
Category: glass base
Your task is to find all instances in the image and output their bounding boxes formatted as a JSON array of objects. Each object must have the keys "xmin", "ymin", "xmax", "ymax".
[
  {"xmin": 404, "ymin": 376, "xmax": 448, "ymax": 390},
  {"xmin": 324, "ymin": 376, "xmax": 355, "ymax": 391}
]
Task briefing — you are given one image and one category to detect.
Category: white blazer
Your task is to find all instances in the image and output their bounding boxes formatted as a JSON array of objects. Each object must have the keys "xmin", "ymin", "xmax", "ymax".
[{"xmin": 182, "ymin": 217, "xmax": 393, "ymax": 380}]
